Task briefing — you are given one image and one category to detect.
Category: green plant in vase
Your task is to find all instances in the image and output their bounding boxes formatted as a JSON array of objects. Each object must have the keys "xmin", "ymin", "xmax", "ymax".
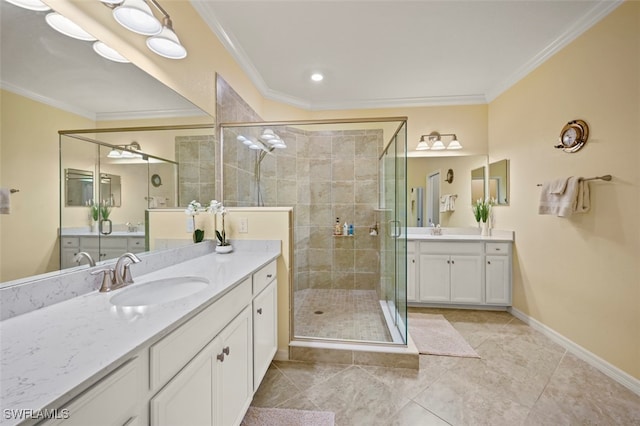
[
  {"xmin": 99, "ymin": 201, "xmax": 113, "ymax": 235},
  {"xmin": 473, "ymin": 198, "xmax": 493, "ymax": 235}
]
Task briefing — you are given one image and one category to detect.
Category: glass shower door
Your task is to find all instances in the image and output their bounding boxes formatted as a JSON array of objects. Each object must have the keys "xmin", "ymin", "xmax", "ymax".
[{"xmin": 380, "ymin": 121, "xmax": 407, "ymax": 344}]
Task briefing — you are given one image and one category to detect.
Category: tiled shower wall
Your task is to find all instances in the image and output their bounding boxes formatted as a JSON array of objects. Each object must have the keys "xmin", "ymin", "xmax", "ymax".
[
  {"xmin": 175, "ymin": 135, "xmax": 216, "ymax": 205},
  {"xmin": 216, "ymin": 75, "xmax": 384, "ymax": 292}
]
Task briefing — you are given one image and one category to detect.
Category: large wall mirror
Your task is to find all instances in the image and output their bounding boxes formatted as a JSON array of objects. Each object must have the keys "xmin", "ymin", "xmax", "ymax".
[
  {"xmin": 1, "ymin": 1, "xmax": 213, "ymax": 283},
  {"xmin": 407, "ymin": 155, "xmax": 488, "ymax": 228}
]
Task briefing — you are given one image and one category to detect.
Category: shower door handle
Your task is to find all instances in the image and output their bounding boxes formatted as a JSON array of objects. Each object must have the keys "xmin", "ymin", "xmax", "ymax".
[{"xmin": 388, "ymin": 220, "xmax": 401, "ymax": 238}]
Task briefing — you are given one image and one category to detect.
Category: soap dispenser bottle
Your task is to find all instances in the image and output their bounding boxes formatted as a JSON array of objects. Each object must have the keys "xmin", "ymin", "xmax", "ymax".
[
  {"xmin": 334, "ymin": 217, "xmax": 342, "ymax": 235},
  {"xmin": 343, "ymin": 221, "xmax": 349, "ymax": 236}
]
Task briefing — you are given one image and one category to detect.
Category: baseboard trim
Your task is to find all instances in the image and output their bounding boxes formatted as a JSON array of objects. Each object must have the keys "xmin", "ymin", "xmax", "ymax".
[
  {"xmin": 274, "ymin": 348, "xmax": 289, "ymax": 361},
  {"xmin": 508, "ymin": 307, "xmax": 639, "ymax": 396}
]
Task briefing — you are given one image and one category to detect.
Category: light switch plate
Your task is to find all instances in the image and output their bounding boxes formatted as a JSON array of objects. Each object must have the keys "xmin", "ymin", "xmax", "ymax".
[{"xmin": 239, "ymin": 217, "xmax": 248, "ymax": 233}]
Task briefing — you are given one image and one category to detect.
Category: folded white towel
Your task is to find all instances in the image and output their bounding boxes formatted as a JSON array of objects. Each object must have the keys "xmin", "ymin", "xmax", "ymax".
[
  {"xmin": 539, "ymin": 177, "xmax": 589, "ymax": 217},
  {"xmin": 0, "ymin": 188, "xmax": 10, "ymax": 214},
  {"xmin": 439, "ymin": 194, "xmax": 457, "ymax": 213}
]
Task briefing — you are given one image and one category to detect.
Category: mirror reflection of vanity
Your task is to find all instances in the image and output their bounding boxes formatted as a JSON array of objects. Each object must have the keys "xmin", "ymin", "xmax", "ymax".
[
  {"xmin": 0, "ymin": 1, "xmax": 214, "ymax": 283},
  {"xmin": 488, "ymin": 159, "xmax": 509, "ymax": 205}
]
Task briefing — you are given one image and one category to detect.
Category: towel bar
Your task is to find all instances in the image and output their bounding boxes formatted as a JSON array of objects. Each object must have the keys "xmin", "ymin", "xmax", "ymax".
[{"xmin": 537, "ymin": 175, "xmax": 611, "ymax": 186}]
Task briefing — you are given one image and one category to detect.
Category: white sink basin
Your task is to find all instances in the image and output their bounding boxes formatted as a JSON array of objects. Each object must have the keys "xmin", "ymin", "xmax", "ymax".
[{"xmin": 109, "ymin": 276, "xmax": 209, "ymax": 307}]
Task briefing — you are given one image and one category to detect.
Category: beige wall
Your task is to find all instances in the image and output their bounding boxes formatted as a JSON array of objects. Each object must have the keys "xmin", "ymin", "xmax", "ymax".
[
  {"xmin": 488, "ymin": 2, "xmax": 639, "ymax": 378},
  {"xmin": 0, "ymin": 90, "xmax": 94, "ymax": 282}
]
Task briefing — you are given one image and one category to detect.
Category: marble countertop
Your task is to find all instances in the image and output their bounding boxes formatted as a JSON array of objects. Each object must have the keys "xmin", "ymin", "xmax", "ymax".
[
  {"xmin": 405, "ymin": 228, "xmax": 514, "ymax": 242},
  {"xmin": 0, "ymin": 247, "xmax": 280, "ymax": 425},
  {"xmin": 60, "ymin": 230, "xmax": 145, "ymax": 237}
]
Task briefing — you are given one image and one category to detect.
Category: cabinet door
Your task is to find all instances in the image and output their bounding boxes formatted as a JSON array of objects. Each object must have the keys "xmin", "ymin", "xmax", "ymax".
[
  {"xmin": 61, "ymin": 248, "xmax": 79, "ymax": 269},
  {"xmin": 450, "ymin": 255, "xmax": 483, "ymax": 303},
  {"xmin": 150, "ymin": 338, "xmax": 217, "ymax": 426},
  {"xmin": 418, "ymin": 254, "xmax": 450, "ymax": 302},
  {"xmin": 253, "ymin": 280, "xmax": 277, "ymax": 391},
  {"xmin": 486, "ymin": 255, "xmax": 511, "ymax": 305},
  {"xmin": 407, "ymin": 253, "xmax": 417, "ymax": 302},
  {"xmin": 215, "ymin": 307, "xmax": 252, "ymax": 426}
]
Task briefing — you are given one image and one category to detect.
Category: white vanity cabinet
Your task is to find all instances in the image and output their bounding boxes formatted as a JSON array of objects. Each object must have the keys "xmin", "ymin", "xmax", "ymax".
[
  {"xmin": 408, "ymin": 239, "xmax": 512, "ymax": 308},
  {"xmin": 485, "ymin": 243, "xmax": 512, "ymax": 305},
  {"xmin": 60, "ymin": 235, "xmax": 145, "ymax": 268},
  {"xmin": 44, "ymin": 357, "xmax": 143, "ymax": 426},
  {"xmin": 418, "ymin": 243, "xmax": 483, "ymax": 304},
  {"xmin": 148, "ymin": 259, "xmax": 278, "ymax": 426},
  {"xmin": 150, "ymin": 307, "xmax": 253, "ymax": 426}
]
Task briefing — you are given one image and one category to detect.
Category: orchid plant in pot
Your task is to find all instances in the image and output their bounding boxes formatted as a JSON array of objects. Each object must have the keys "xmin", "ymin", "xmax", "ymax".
[
  {"xmin": 99, "ymin": 200, "xmax": 112, "ymax": 235},
  {"xmin": 88, "ymin": 200, "xmax": 100, "ymax": 233},
  {"xmin": 208, "ymin": 200, "xmax": 232, "ymax": 253},
  {"xmin": 185, "ymin": 200, "xmax": 207, "ymax": 243}
]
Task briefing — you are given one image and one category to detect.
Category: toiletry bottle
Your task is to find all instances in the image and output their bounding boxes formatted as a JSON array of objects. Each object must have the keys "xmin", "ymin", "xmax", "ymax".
[
  {"xmin": 334, "ymin": 217, "xmax": 342, "ymax": 235},
  {"xmin": 343, "ymin": 221, "xmax": 349, "ymax": 236},
  {"xmin": 348, "ymin": 223, "xmax": 354, "ymax": 236}
]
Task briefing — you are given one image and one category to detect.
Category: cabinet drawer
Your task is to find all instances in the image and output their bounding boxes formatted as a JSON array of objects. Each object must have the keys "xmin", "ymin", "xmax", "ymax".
[
  {"xmin": 253, "ymin": 260, "xmax": 276, "ymax": 295},
  {"xmin": 61, "ymin": 237, "xmax": 79, "ymax": 248},
  {"xmin": 46, "ymin": 357, "xmax": 141, "ymax": 425},
  {"xmin": 407, "ymin": 241, "xmax": 416, "ymax": 252},
  {"xmin": 149, "ymin": 277, "xmax": 252, "ymax": 391},
  {"xmin": 80, "ymin": 237, "xmax": 127, "ymax": 249},
  {"xmin": 486, "ymin": 242, "xmax": 510, "ymax": 254},
  {"xmin": 420, "ymin": 242, "xmax": 482, "ymax": 255}
]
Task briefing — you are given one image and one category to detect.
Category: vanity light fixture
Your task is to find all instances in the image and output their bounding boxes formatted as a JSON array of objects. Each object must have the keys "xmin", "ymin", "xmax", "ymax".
[
  {"xmin": 416, "ymin": 131, "xmax": 463, "ymax": 151},
  {"xmin": 107, "ymin": 141, "xmax": 143, "ymax": 159},
  {"xmin": 112, "ymin": 0, "xmax": 162, "ymax": 35},
  {"xmin": 103, "ymin": 0, "xmax": 188, "ymax": 59},
  {"xmin": 93, "ymin": 41, "xmax": 130, "ymax": 63},
  {"xmin": 237, "ymin": 129, "xmax": 287, "ymax": 152},
  {"xmin": 46, "ymin": 12, "xmax": 97, "ymax": 41}
]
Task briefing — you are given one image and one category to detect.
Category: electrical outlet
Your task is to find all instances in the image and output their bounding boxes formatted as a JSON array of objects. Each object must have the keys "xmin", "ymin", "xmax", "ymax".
[{"xmin": 239, "ymin": 217, "xmax": 248, "ymax": 233}]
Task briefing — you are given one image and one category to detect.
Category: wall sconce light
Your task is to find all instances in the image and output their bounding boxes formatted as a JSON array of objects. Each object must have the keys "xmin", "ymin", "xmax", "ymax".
[{"xmin": 415, "ymin": 131, "xmax": 463, "ymax": 151}]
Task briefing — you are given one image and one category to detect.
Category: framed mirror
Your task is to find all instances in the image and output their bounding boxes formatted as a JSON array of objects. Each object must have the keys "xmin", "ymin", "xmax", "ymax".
[
  {"xmin": 489, "ymin": 159, "xmax": 509, "ymax": 205},
  {"xmin": 65, "ymin": 168, "xmax": 94, "ymax": 207},
  {"xmin": 100, "ymin": 173, "xmax": 121, "ymax": 207},
  {"xmin": 471, "ymin": 165, "xmax": 486, "ymax": 203}
]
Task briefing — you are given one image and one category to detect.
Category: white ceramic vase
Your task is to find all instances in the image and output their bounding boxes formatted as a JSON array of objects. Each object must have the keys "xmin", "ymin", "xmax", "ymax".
[
  {"xmin": 481, "ymin": 221, "xmax": 490, "ymax": 236},
  {"xmin": 215, "ymin": 244, "xmax": 233, "ymax": 254}
]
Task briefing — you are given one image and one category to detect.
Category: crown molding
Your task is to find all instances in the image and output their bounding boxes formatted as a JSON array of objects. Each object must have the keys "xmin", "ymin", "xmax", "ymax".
[
  {"xmin": 1, "ymin": 81, "xmax": 96, "ymax": 120},
  {"xmin": 96, "ymin": 108, "xmax": 208, "ymax": 122},
  {"xmin": 485, "ymin": 0, "xmax": 623, "ymax": 102}
]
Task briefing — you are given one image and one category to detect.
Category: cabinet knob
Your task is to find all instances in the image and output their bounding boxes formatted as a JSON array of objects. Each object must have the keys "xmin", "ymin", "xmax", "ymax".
[
  {"xmin": 266, "ymin": 274, "xmax": 273, "ymax": 279},
  {"xmin": 216, "ymin": 353, "xmax": 225, "ymax": 362},
  {"xmin": 223, "ymin": 346, "xmax": 230, "ymax": 356},
  {"xmin": 447, "ymin": 260, "xmax": 450, "ymax": 264},
  {"xmin": 451, "ymin": 260, "xmax": 455, "ymax": 264},
  {"xmin": 487, "ymin": 261, "xmax": 491, "ymax": 264},
  {"xmin": 411, "ymin": 259, "xmax": 415, "ymax": 263},
  {"xmin": 257, "ymin": 308, "xmax": 263, "ymax": 315}
]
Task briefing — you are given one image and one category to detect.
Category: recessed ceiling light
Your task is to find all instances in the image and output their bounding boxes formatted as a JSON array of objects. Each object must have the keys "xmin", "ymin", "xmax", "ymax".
[{"xmin": 310, "ymin": 73, "xmax": 324, "ymax": 82}]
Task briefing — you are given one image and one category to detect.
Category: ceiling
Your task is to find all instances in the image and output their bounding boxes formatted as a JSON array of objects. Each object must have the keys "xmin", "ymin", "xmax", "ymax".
[
  {"xmin": 192, "ymin": 0, "xmax": 621, "ymax": 110},
  {"xmin": 0, "ymin": 1, "xmax": 621, "ymax": 119}
]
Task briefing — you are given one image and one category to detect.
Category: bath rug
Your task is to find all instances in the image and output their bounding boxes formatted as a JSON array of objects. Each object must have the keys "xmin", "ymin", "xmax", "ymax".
[
  {"xmin": 241, "ymin": 407, "xmax": 335, "ymax": 426},
  {"xmin": 409, "ymin": 313, "xmax": 480, "ymax": 358}
]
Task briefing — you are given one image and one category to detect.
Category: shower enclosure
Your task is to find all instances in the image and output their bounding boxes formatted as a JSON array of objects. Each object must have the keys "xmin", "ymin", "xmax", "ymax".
[{"xmin": 220, "ymin": 118, "xmax": 407, "ymax": 346}]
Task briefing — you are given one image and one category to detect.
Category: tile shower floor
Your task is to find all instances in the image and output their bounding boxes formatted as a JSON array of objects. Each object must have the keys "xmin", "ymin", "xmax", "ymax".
[
  {"xmin": 294, "ymin": 288, "xmax": 393, "ymax": 342},
  {"xmin": 251, "ymin": 307, "xmax": 640, "ymax": 425}
]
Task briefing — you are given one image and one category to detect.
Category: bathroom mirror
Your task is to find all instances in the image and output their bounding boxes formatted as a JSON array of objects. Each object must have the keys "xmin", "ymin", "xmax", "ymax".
[
  {"xmin": 407, "ymin": 155, "xmax": 488, "ymax": 227},
  {"xmin": 489, "ymin": 159, "xmax": 509, "ymax": 205},
  {"xmin": 0, "ymin": 1, "xmax": 213, "ymax": 283},
  {"xmin": 100, "ymin": 173, "xmax": 121, "ymax": 207},
  {"xmin": 471, "ymin": 165, "xmax": 486, "ymax": 203},
  {"xmin": 65, "ymin": 168, "xmax": 94, "ymax": 207}
]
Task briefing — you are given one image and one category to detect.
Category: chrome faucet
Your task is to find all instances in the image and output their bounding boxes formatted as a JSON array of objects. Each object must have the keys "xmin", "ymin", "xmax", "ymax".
[
  {"xmin": 74, "ymin": 251, "xmax": 96, "ymax": 267},
  {"xmin": 114, "ymin": 252, "xmax": 141, "ymax": 288}
]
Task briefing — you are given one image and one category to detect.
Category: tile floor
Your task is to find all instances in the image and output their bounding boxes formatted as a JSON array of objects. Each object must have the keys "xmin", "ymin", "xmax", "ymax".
[
  {"xmin": 294, "ymin": 289, "xmax": 392, "ymax": 342},
  {"xmin": 251, "ymin": 308, "xmax": 640, "ymax": 425}
]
